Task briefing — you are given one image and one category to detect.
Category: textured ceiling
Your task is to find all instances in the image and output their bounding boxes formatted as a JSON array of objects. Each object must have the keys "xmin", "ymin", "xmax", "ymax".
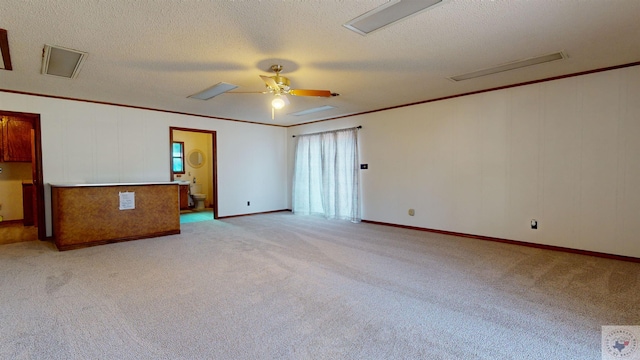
[{"xmin": 1, "ymin": 0, "xmax": 639, "ymax": 126}]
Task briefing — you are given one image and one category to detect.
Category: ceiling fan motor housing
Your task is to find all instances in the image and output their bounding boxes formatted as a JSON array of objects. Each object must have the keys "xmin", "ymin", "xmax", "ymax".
[
  {"xmin": 261, "ymin": 64, "xmax": 332, "ymax": 98},
  {"xmin": 272, "ymin": 75, "xmax": 290, "ymax": 90}
]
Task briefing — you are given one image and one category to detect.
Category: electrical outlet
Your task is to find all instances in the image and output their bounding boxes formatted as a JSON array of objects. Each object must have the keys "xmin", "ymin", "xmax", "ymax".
[
  {"xmin": 408, "ymin": 209, "xmax": 415, "ymax": 216},
  {"xmin": 531, "ymin": 219, "xmax": 537, "ymax": 229},
  {"xmin": 247, "ymin": 201, "xmax": 250, "ymax": 206}
]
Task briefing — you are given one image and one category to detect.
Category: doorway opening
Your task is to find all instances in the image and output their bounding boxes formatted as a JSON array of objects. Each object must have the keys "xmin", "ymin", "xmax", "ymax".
[
  {"xmin": 0, "ymin": 110, "xmax": 45, "ymax": 243},
  {"xmin": 169, "ymin": 127, "xmax": 218, "ymax": 220}
]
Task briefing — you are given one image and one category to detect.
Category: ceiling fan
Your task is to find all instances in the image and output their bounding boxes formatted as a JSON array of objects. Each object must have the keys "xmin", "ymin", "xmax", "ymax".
[{"xmin": 232, "ymin": 64, "xmax": 339, "ymax": 118}]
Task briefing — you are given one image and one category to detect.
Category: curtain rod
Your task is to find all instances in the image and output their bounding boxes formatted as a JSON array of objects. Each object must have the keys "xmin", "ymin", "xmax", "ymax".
[{"xmin": 292, "ymin": 125, "xmax": 361, "ymax": 138}]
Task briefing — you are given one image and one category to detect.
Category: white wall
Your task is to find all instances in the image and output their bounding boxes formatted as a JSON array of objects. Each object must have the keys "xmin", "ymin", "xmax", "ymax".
[
  {"xmin": 0, "ymin": 92, "xmax": 288, "ymax": 236},
  {"xmin": 288, "ymin": 65, "xmax": 640, "ymax": 258}
]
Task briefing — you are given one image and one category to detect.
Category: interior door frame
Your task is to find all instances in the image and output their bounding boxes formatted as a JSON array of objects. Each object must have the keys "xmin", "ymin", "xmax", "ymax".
[
  {"xmin": 0, "ymin": 110, "xmax": 45, "ymax": 240},
  {"xmin": 169, "ymin": 127, "xmax": 218, "ymax": 219}
]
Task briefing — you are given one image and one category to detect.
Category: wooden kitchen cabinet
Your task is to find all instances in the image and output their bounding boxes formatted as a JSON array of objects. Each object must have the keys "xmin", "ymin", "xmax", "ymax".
[{"xmin": 1, "ymin": 116, "xmax": 34, "ymax": 162}]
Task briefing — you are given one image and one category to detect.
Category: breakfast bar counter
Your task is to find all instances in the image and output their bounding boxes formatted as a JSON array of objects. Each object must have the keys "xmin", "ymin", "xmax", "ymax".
[{"xmin": 51, "ymin": 182, "xmax": 180, "ymax": 251}]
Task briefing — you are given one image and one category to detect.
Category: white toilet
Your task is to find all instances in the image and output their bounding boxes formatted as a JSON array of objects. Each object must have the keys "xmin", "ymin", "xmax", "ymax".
[{"xmin": 190, "ymin": 184, "xmax": 206, "ymax": 210}]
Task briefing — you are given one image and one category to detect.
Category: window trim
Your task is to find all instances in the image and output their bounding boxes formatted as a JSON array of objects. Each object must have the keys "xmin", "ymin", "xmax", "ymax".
[{"xmin": 172, "ymin": 141, "xmax": 185, "ymax": 174}]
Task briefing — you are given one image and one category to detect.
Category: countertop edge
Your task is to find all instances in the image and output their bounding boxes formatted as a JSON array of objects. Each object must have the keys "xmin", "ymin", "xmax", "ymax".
[{"xmin": 50, "ymin": 182, "xmax": 182, "ymax": 188}]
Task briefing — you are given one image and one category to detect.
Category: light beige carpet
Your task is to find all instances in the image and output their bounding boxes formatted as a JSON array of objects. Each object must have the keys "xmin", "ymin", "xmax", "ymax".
[{"xmin": 1, "ymin": 212, "xmax": 638, "ymax": 359}]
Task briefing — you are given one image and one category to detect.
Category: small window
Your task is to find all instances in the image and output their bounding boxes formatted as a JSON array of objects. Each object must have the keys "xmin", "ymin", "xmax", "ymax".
[{"xmin": 172, "ymin": 141, "xmax": 185, "ymax": 174}]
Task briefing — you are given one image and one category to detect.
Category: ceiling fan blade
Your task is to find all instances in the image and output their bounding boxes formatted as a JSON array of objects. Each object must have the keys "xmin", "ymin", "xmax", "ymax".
[
  {"xmin": 260, "ymin": 75, "xmax": 279, "ymax": 90},
  {"xmin": 289, "ymin": 89, "xmax": 332, "ymax": 97},
  {"xmin": 227, "ymin": 91, "xmax": 269, "ymax": 94}
]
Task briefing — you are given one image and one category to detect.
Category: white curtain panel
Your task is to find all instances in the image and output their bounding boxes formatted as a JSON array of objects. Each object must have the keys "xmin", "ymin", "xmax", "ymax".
[{"xmin": 292, "ymin": 127, "xmax": 360, "ymax": 222}]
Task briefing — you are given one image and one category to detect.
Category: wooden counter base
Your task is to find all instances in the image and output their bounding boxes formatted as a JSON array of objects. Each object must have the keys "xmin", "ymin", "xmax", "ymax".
[{"xmin": 51, "ymin": 183, "xmax": 180, "ymax": 251}]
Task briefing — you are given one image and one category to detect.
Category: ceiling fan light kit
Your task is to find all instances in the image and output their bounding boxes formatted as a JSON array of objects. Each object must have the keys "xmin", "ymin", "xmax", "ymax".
[
  {"xmin": 196, "ymin": 64, "xmax": 339, "ymax": 119},
  {"xmin": 344, "ymin": 0, "xmax": 444, "ymax": 35},
  {"xmin": 234, "ymin": 64, "xmax": 339, "ymax": 114},
  {"xmin": 271, "ymin": 96, "xmax": 286, "ymax": 109}
]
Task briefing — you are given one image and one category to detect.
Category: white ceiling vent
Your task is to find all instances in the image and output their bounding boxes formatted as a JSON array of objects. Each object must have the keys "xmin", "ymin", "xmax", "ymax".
[
  {"xmin": 188, "ymin": 82, "xmax": 239, "ymax": 100},
  {"xmin": 449, "ymin": 52, "xmax": 567, "ymax": 82},
  {"xmin": 289, "ymin": 105, "xmax": 336, "ymax": 116},
  {"xmin": 344, "ymin": 0, "xmax": 443, "ymax": 35},
  {"xmin": 41, "ymin": 44, "xmax": 87, "ymax": 79}
]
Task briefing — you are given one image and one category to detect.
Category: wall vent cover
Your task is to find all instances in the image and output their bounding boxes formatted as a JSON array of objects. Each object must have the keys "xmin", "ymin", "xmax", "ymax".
[{"xmin": 41, "ymin": 44, "xmax": 87, "ymax": 79}]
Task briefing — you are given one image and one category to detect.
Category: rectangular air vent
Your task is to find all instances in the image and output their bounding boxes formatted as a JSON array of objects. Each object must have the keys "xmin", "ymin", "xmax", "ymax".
[
  {"xmin": 449, "ymin": 52, "xmax": 567, "ymax": 82},
  {"xmin": 188, "ymin": 82, "xmax": 239, "ymax": 100},
  {"xmin": 289, "ymin": 105, "xmax": 336, "ymax": 116},
  {"xmin": 42, "ymin": 44, "xmax": 87, "ymax": 79},
  {"xmin": 344, "ymin": 0, "xmax": 443, "ymax": 35}
]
